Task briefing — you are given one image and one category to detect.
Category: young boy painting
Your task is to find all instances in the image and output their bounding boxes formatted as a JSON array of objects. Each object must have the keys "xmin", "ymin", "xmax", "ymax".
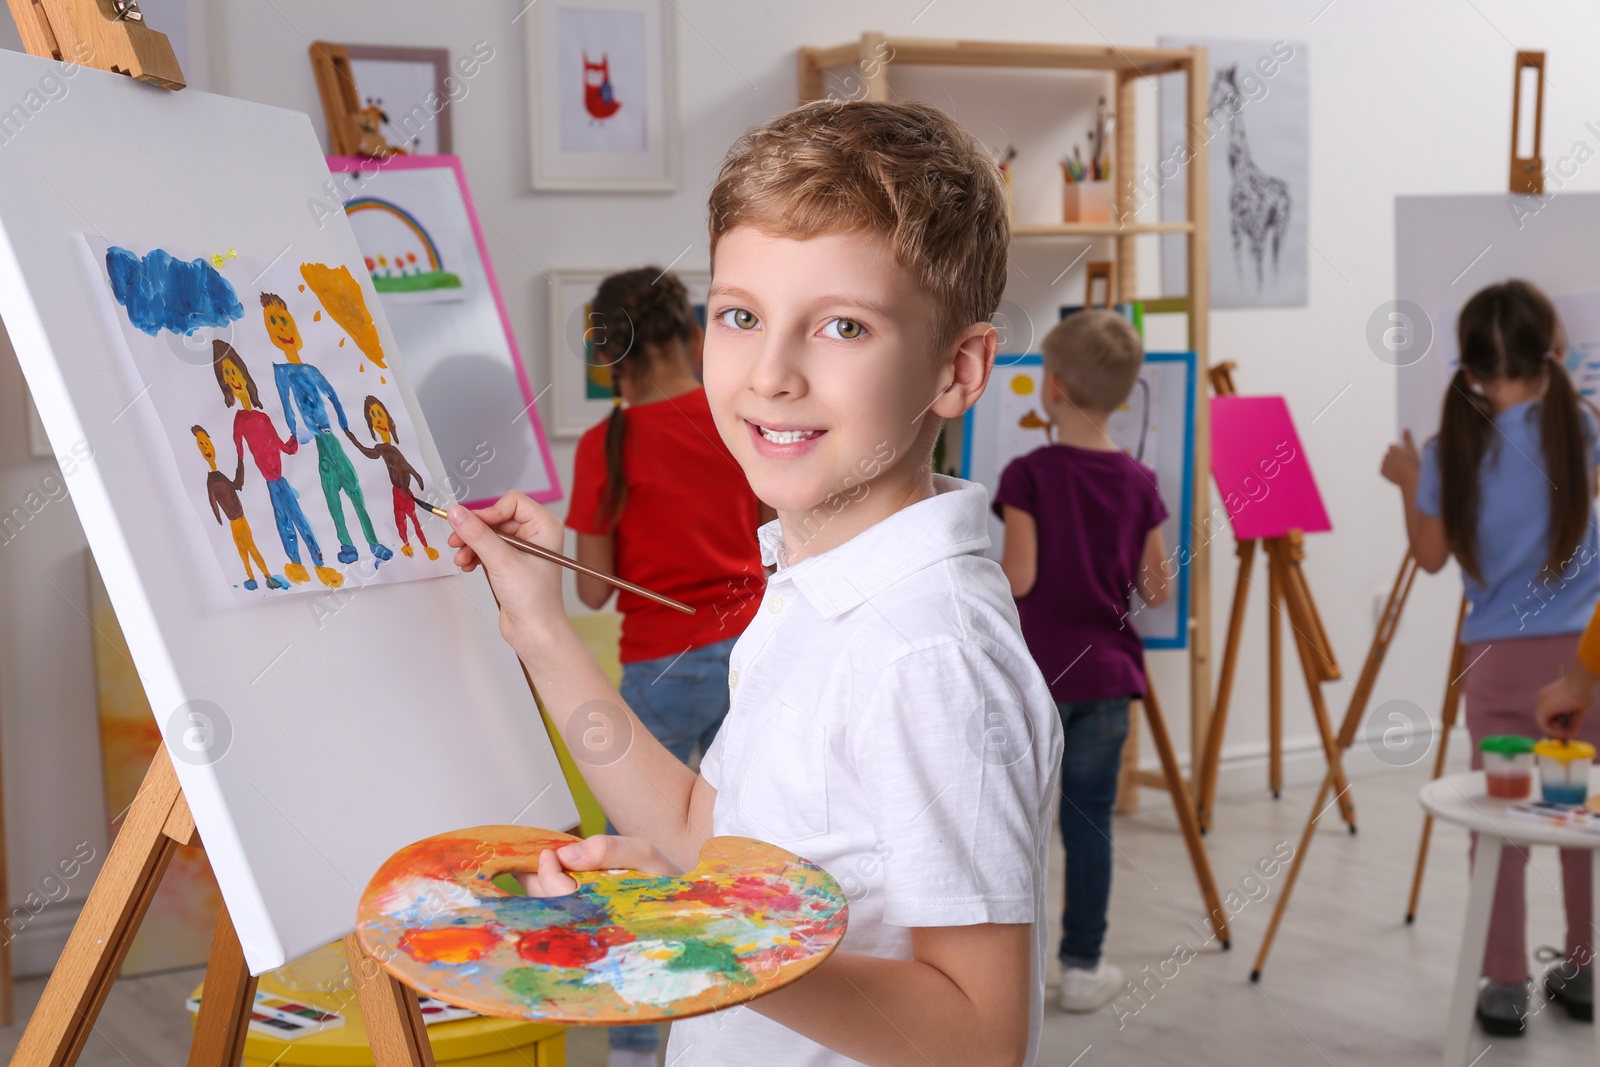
[{"xmin": 448, "ymin": 100, "xmax": 1064, "ymax": 1066}]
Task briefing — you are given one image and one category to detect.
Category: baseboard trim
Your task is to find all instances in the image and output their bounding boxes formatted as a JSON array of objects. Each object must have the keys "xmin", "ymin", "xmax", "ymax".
[{"xmin": 1139, "ymin": 724, "xmax": 1472, "ymax": 800}]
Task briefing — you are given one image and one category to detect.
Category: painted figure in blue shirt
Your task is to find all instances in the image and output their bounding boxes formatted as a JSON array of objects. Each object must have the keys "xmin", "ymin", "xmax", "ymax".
[{"xmin": 261, "ymin": 291, "xmax": 392, "ymax": 566}]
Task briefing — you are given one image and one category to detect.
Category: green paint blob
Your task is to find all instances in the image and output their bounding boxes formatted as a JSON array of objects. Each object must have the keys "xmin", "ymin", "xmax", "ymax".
[{"xmin": 669, "ymin": 940, "xmax": 753, "ymax": 984}]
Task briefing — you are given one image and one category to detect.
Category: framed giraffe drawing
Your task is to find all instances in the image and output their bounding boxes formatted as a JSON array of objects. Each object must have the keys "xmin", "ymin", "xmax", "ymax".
[{"xmin": 1157, "ymin": 37, "xmax": 1310, "ymax": 308}]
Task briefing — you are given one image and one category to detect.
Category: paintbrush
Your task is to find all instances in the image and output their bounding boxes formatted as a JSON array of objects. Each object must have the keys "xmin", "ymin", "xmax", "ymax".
[{"xmin": 414, "ymin": 498, "xmax": 695, "ymax": 615}]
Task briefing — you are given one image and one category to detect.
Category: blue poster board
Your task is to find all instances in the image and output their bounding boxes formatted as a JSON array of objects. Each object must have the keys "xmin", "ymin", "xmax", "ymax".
[{"xmin": 960, "ymin": 351, "xmax": 1196, "ymax": 649}]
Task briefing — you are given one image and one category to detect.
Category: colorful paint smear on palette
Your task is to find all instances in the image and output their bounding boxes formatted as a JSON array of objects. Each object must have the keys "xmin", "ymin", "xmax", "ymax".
[
  {"xmin": 356, "ymin": 825, "xmax": 848, "ymax": 1024},
  {"xmin": 82, "ymin": 235, "xmax": 456, "ymax": 598}
]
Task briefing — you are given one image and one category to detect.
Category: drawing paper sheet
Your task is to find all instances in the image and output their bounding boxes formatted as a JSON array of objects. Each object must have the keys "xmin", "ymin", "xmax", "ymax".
[
  {"xmin": 0, "ymin": 48, "xmax": 577, "ymax": 975},
  {"xmin": 1210, "ymin": 395, "xmax": 1331, "ymax": 540},
  {"xmin": 963, "ymin": 353, "xmax": 1195, "ymax": 648},
  {"xmin": 80, "ymin": 236, "xmax": 454, "ymax": 597},
  {"xmin": 330, "ymin": 158, "xmax": 560, "ymax": 507}
]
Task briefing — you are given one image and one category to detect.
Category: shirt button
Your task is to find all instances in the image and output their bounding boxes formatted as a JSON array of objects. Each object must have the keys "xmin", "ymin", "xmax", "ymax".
[
  {"xmin": 729, "ymin": 669, "xmax": 740, "ymax": 689},
  {"xmin": 767, "ymin": 595, "xmax": 785, "ymax": 615}
]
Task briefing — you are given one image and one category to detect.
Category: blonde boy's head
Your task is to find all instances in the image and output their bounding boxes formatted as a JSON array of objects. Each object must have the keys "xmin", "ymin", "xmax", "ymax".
[
  {"xmin": 707, "ymin": 99, "xmax": 1009, "ymax": 351},
  {"xmin": 1041, "ymin": 310, "xmax": 1144, "ymax": 414}
]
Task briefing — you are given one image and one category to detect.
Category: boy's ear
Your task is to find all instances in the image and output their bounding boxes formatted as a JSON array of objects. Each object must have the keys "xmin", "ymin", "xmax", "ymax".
[{"xmin": 928, "ymin": 321, "xmax": 998, "ymax": 420}]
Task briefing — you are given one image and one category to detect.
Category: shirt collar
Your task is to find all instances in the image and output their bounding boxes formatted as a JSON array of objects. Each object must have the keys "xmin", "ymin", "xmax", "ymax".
[{"xmin": 756, "ymin": 475, "xmax": 993, "ymax": 619}]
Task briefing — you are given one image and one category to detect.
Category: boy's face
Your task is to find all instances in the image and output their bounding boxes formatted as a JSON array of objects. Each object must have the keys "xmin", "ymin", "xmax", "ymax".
[{"xmin": 703, "ymin": 227, "xmax": 974, "ymax": 528}]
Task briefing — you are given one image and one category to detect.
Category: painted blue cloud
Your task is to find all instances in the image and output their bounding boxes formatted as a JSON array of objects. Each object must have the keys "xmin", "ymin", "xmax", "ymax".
[{"xmin": 105, "ymin": 246, "xmax": 244, "ymax": 337}]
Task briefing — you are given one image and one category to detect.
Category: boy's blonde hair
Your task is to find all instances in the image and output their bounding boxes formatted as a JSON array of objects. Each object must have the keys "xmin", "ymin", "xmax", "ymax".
[
  {"xmin": 707, "ymin": 99, "xmax": 1009, "ymax": 351},
  {"xmin": 1042, "ymin": 310, "xmax": 1144, "ymax": 413}
]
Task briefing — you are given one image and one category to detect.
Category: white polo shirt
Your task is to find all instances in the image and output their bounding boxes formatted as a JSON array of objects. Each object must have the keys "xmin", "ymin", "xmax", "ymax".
[{"xmin": 667, "ymin": 476, "xmax": 1063, "ymax": 1066}]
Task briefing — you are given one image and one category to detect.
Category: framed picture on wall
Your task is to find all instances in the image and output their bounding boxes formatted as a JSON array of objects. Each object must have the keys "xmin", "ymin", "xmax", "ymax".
[
  {"xmin": 524, "ymin": 0, "xmax": 678, "ymax": 192},
  {"xmin": 310, "ymin": 43, "xmax": 461, "ymax": 158},
  {"xmin": 547, "ymin": 269, "xmax": 710, "ymax": 437}
]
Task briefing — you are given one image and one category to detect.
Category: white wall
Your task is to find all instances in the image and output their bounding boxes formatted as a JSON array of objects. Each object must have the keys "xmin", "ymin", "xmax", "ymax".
[{"xmin": 6, "ymin": 0, "xmax": 1599, "ymax": 973}]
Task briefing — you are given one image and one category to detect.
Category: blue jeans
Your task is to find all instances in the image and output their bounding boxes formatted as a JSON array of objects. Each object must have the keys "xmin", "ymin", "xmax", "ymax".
[
  {"xmin": 606, "ymin": 635, "xmax": 737, "ymax": 1051},
  {"xmin": 1057, "ymin": 697, "xmax": 1131, "ymax": 968}
]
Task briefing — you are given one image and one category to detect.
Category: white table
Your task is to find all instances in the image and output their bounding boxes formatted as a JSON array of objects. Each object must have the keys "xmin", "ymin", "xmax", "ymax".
[{"xmin": 1420, "ymin": 769, "xmax": 1600, "ymax": 1064}]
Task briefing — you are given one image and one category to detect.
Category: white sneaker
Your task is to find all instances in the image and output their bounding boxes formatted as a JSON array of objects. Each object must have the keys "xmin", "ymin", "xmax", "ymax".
[{"xmin": 1059, "ymin": 960, "xmax": 1125, "ymax": 1013}]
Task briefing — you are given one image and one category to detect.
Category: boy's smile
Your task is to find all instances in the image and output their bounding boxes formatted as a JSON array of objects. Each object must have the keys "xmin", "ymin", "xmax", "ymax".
[{"xmin": 704, "ymin": 227, "xmax": 996, "ymax": 561}]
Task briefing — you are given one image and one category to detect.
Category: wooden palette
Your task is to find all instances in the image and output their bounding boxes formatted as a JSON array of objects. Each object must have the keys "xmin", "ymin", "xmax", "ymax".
[{"xmin": 355, "ymin": 826, "xmax": 848, "ymax": 1024}]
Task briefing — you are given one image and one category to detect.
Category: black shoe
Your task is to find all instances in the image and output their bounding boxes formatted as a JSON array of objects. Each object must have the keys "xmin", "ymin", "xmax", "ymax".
[
  {"xmin": 1477, "ymin": 979, "xmax": 1530, "ymax": 1037},
  {"xmin": 1545, "ymin": 958, "xmax": 1594, "ymax": 1022}
]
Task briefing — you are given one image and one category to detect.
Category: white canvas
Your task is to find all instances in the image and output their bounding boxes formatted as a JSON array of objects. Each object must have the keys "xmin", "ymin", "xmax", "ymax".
[
  {"xmin": 1159, "ymin": 37, "xmax": 1309, "ymax": 308},
  {"xmin": 81, "ymin": 236, "xmax": 455, "ymax": 597},
  {"xmin": 557, "ymin": 8, "xmax": 648, "ymax": 154},
  {"xmin": 0, "ymin": 49, "xmax": 577, "ymax": 974},
  {"xmin": 1396, "ymin": 194, "xmax": 1600, "ymax": 442}
]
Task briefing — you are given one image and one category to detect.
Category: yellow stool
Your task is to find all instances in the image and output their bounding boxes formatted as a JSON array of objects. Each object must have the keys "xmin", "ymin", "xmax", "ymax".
[{"xmin": 190, "ymin": 943, "xmax": 565, "ymax": 1066}]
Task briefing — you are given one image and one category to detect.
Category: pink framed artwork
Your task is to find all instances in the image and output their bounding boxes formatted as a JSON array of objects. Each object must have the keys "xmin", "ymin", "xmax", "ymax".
[{"xmin": 327, "ymin": 155, "xmax": 561, "ymax": 507}]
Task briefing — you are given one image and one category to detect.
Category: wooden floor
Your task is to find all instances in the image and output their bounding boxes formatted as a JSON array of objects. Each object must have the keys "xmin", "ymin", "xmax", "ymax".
[{"xmin": 5, "ymin": 751, "xmax": 1596, "ymax": 1066}]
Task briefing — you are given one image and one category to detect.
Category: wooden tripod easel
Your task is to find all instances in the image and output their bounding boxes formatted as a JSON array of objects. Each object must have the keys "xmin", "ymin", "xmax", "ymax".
[
  {"xmin": 6, "ymin": 5, "xmax": 439, "ymax": 1064},
  {"xmin": 1193, "ymin": 363, "xmax": 1354, "ymax": 834},
  {"xmin": 1137, "ymin": 664, "xmax": 1232, "ymax": 948},
  {"xmin": 1249, "ymin": 553, "xmax": 1467, "ymax": 978},
  {"xmin": 15, "ymin": 748, "xmax": 439, "ymax": 1067}
]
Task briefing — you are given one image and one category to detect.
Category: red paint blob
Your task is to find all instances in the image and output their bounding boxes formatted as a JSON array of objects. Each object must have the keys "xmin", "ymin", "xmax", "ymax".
[{"xmin": 516, "ymin": 927, "xmax": 608, "ymax": 968}]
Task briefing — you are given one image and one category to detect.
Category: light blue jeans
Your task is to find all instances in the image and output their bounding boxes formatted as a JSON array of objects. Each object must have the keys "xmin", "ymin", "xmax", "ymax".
[{"xmin": 606, "ymin": 635, "xmax": 737, "ymax": 1052}]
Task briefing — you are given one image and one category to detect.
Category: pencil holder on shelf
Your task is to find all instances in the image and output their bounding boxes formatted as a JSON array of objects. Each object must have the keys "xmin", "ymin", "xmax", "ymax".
[{"xmin": 1063, "ymin": 181, "xmax": 1112, "ymax": 224}]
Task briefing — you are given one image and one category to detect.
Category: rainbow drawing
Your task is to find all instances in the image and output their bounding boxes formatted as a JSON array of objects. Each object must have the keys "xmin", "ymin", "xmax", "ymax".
[
  {"xmin": 356, "ymin": 826, "xmax": 848, "ymax": 1024},
  {"xmin": 343, "ymin": 196, "xmax": 463, "ymax": 294}
]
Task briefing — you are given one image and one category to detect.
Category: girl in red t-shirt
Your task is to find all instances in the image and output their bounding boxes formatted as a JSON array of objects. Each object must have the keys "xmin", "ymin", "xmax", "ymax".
[{"xmin": 563, "ymin": 268, "xmax": 766, "ymax": 1067}]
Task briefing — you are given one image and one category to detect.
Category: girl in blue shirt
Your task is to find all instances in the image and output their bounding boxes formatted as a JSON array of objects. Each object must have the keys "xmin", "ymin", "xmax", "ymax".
[{"xmin": 1383, "ymin": 279, "xmax": 1600, "ymax": 1037}]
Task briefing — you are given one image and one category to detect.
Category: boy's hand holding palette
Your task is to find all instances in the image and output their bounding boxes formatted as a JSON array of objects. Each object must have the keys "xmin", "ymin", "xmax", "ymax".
[{"xmin": 356, "ymin": 825, "xmax": 848, "ymax": 1024}]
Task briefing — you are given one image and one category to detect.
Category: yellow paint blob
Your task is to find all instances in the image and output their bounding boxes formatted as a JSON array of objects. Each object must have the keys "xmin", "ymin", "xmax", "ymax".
[
  {"xmin": 313, "ymin": 310, "xmax": 322, "ymax": 321},
  {"xmin": 380, "ymin": 376, "xmax": 387, "ymax": 384},
  {"xmin": 300, "ymin": 262, "xmax": 388, "ymax": 368},
  {"xmin": 1010, "ymin": 374, "xmax": 1034, "ymax": 396},
  {"xmin": 338, "ymin": 337, "xmax": 345, "ymax": 347}
]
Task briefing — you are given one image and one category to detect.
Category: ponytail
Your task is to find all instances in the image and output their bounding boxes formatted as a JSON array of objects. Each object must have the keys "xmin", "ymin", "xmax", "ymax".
[
  {"xmin": 1438, "ymin": 366, "xmax": 1493, "ymax": 582},
  {"xmin": 1444, "ymin": 278, "xmax": 1595, "ymax": 584},
  {"xmin": 588, "ymin": 267, "xmax": 699, "ymax": 530},
  {"xmin": 1539, "ymin": 357, "xmax": 1596, "ymax": 579},
  {"xmin": 599, "ymin": 381, "xmax": 628, "ymax": 527}
]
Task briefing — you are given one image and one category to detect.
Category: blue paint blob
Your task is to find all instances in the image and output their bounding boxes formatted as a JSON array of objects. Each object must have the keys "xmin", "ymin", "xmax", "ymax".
[{"xmin": 105, "ymin": 246, "xmax": 244, "ymax": 337}]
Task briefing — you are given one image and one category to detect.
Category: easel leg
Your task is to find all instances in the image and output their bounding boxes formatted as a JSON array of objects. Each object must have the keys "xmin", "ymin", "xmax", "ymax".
[
  {"xmin": 1198, "ymin": 539, "xmax": 1256, "ymax": 832},
  {"xmin": 346, "ymin": 934, "xmax": 437, "ymax": 1067},
  {"xmin": 1269, "ymin": 542, "xmax": 1356, "ymax": 830},
  {"xmin": 14, "ymin": 749, "xmax": 187, "ymax": 1067},
  {"xmin": 1406, "ymin": 598, "xmax": 1470, "ymax": 923},
  {"xmin": 187, "ymin": 907, "xmax": 257, "ymax": 1067},
  {"xmin": 1267, "ymin": 555, "xmax": 1284, "ymax": 799},
  {"xmin": 1143, "ymin": 674, "xmax": 1230, "ymax": 947},
  {"xmin": 1250, "ymin": 553, "xmax": 1420, "ymax": 981}
]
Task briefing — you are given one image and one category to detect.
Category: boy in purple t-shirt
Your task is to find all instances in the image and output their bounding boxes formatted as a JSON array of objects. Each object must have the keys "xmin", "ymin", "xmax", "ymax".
[{"xmin": 994, "ymin": 309, "xmax": 1170, "ymax": 1014}]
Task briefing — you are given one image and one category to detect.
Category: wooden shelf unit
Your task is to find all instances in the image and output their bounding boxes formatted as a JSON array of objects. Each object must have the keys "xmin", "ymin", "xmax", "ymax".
[{"xmin": 798, "ymin": 33, "xmax": 1214, "ymax": 798}]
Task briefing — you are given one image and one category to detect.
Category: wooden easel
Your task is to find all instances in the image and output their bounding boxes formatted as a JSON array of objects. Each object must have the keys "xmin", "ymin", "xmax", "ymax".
[
  {"xmin": 1138, "ymin": 668, "xmax": 1232, "ymax": 948},
  {"xmin": 6, "ymin": 5, "xmax": 437, "ymax": 1064},
  {"xmin": 15, "ymin": 748, "xmax": 438, "ymax": 1067},
  {"xmin": 1192, "ymin": 362, "xmax": 1354, "ymax": 834},
  {"xmin": 1248, "ymin": 549, "xmax": 1467, "ymax": 978}
]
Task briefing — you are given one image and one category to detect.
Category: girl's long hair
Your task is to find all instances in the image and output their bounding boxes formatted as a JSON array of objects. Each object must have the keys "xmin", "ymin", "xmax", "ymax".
[
  {"xmin": 589, "ymin": 268, "xmax": 699, "ymax": 527},
  {"xmin": 1439, "ymin": 279, "xmax": 1591, "ymax": 582}
]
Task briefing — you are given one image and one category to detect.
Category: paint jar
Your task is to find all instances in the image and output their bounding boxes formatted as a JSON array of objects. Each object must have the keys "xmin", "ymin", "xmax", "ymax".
[
  {"xmin": 1536, "ymin": 739, "xmax": 1597, "ymax": 806},
  {"xmin": 1479, "ymin": 735, "xmax": 1535, "ymax": 799}
]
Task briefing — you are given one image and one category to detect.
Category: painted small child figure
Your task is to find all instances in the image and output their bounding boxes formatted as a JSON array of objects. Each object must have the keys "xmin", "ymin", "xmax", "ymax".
[
  {"xmin": 345, "ymin": 396, "xmax": 437, "ymax": 560},
  {"xmin": 191, "ymin": 424, "xmax": 286, "ymax": 591},
  {"xmin": 995, "ymin": 309, "xmax": 1172, "ymax": 1014}
]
